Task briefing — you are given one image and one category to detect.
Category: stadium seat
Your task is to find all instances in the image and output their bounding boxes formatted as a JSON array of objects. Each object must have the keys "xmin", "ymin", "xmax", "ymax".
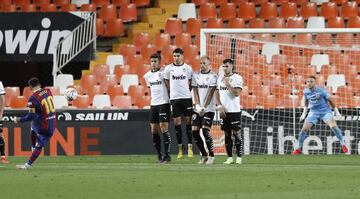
[
  {"xmin": 20, "ymin": 4, "xmax": 37, "ymax": 12},
  {"xmin": 92, "ymin": 0, "xmax": 109, "ymax": 7},
  {"xmin": 100, "ymin": 74, "xmax": 118, "ymax": 93},
  {"xmin": 262, "ymin": 95, "xmax": 277, "ymax": 109},
  {"xmin": 112, "ymin": 95, "xmax": 132, "ymax": 108},
  {"xmin": 127, "ymin": 54, "xmax": 144, "ymax": 69},
  {"xmin": 331, "ymin": 0, "xmax": 348, "ymax": 5},
  {"xmin": 54, "ymin": 0, "xmax": 70, "ymax": 5},
  {"xmin": 351, "ymin": 96, "xmax": 360, "ymax": 108},
  {"xmin": 1, "ymin": 4, "xmax": 17, "ymax": 12},
  {"xmin": 13, "ymin": 0, "xmax": 31, "ymax": 6},
  {"xmin": 252, "ymin": 85, "xmax": 271, "ymax": 99},
  {"xmin": 45, "ymin": 86, "xmax": 60, "ymax": 96},
  {"xmin": 118, "ymin": 43, "xmax": 137, "ymax": 60},
  {"xmin": 259, "ymin": 2, "xmax": 278, "ymax": 20},
  {"xmin": 80, "ymin": 74, "xmax": 97, "ymax": 93},
  {"xmin": 87, "ymin": 85, "xmax": 102, "ymax": 101},
  {"xmin": 61, "ymin": 4, "xmax": 78, "ymax": 11},
  {"xmin": 164, "ymin": 18, "xmax": 183, "ymax": 36},
  {"xmin": 253, "ymin": 0, "xmax": 268, "ymax": 5},
  {"xmin": 206, "ymin": 18, "xmax": 224, "ymax": 28},
  {"xmin": 268, "ymin": 18, "xmax": 286, "ymax": 28},
  {"xmin": 279, "ymin": 2, "xmax": 298, "ymax": 18},
  {"xmin": 140, "ymin": 44, "xmax": 156, "ymax": 61},
  {"xmin": 184, "ymin": 45, "xmax": 199, "ymax": 62},
  {"xmin": 209, "ymin": 0, "xmax": 227, "ymax": 5},
  {"xmin": 241, "ymin": 95, "xmax": 258, "ymax": 109},
  {"xmin": 174, "ymin": 33, "xmax": 192, "ymax": 49},
  {"xmin": 72, "ymin": 0, "xmax": 89, "ymax": 7},
  {"xmin": 262, "ymin": 43, "xmax": 280, "ymax": 64},
  {"xmin": 34, "ymin": 0, "xmax": 50, "ymax": 6},
  {"xmin": 112, "ymin": 0, "xmax": 130, "ymax": 7},
  {"xmin": 320, "ymin": 2, "xmax": 338, "ymax": 19},
  {"xmin": 10, "ymin": 96, "xmax": 28, "ymax": 109},
  {"xmin": 99, "ymin": 4, "xmax": 117, "ymax": 21},
  {"xmin": 282, "ymin": 94, "xmax": 301, "ymax": 108},
  {"xmin": 133, "ymin": 32, "xmax": 151, "ymax": 51},
  {"xmin": 294, "ymin": 33, "xmax": 313, "ymax": 45},
  {"xmin": 178, "ymin": 3, "xmax": 196, "ymax": 21},
  {"xmin": 340, "ymin": 2, "xmax": 358, "ymax": 19},
  {"xmin": 347, "ymin": 16, "xmax": 360, "ymax": 28},
  {"xmin": 106, "ymin": 55, "xmax": 124, "ymax": 74},
  {"xmin": 128, "ymin": 85, "xmax": 147, "ymax": 103},
  {"xmin": 300, "ymin": 2, "xmax": 318, "ymax": 19},
  {"xmin": 114, "ymin": 65, "xmax": 131, "ymax": 80},
  {"xmin": 53, "ymin": 95, "xmax": 68, "ymax": 109},
  {"xmin": 80, "ymin": 3, "xmax": 96, "ymax": 11},
  {"xmin": 55, "ymin": 74, "xmax": 74, "ymax": 94},
  {"xmin": 274, "ymin": 34, "xmax": 293, "ymax": 43},
  {"xmin": 22, "ymin": 87, "xmax": 32, "ymax": 100},
  {"xmin": 0, "ymin": 0, "xmax": 12, "ymax": 6},
  {"xmin": 133, "ymin": 95, "xmax": 150, "ymax": 109},
  {"xmin": 133, "ymin": 0, "xmax": 150, "ymax": 7},
  {"xmin": 120, "ymin": 74, "xmax": 139, "ymax": 93},
  {"xmin": 73, "ymin": 95, "xmax": 90, "ymax": 108},
  {"xmin": 307, "ymin": 17, "xmax": 325, "ymax": 28},
  {"xmin": 188, "ymin": 57, "xmax": 200, "ymax": 71},
  {"xmin": 219, "ymin": 3, "xmax": 236, "ymax": 21},
  {"xmin": 232, "ymin": 0, "xmax": 248, "ymax": 6},
  {"xmin": 161, "ymin": 45, "xmax": 177, "ymax": 65},
  {"xmin": 192, "ymin": 0, "xmax": 207, "ymax": 6},
  {"xmin": 136, "ymin": 64, "xmax": 151, "ymax": 77},
  {"xmin": 337, "ymin": 86, "xmax": 354, "ymax": 99},
  {"xmin": 311, "ymin": 0, "xmax": 329, "ymax": 5},
  {"xmin": 95, "ymin": 18, "xmax": 104, "ymax": 36},
  {"xmin": 186, "ymin": 18, "xmax": 202, "ymax": 36},
  {"xmin": 40, "ymin": 4, "xmax": 57, "ymax": 12},
  {"xmin": 199, "ymin": 3, "xmax": 217, "ymax": 20},
  {"xmin": 287, "ymin": 17, "xmax": 305, "ymax": 28},
  {"xmin": 327, "ymin": 74, "xmax": 346, "ymax": 93},
  {"xmin": 327, "ymin": 17, "xmax": 345, "ymax": 28},
  {"xmin": 311, "ymin": 54, "xmax": 329, "ymax": 72},
  {"xmin": 152, "ymin": 33, "xmax": 171, "ymax": 51},
  {"xmin": 103, "ymin": 18, "xmax": 124, "ymax": 37},
  {"xmin": 93, "ymin": 64, "xmax": 110, "ymax": 83},
  {"xmin": 315, "ymin": 34, "xmax": 333, "ymax": 46},
  {"xmin": 107, "ymin": 85, "xmax": 124, "ymax": 100},
  {"xmin": 119, "ymin": 3, "xmax": 137, "ymax": 22},
  {"xmin": 92, "ymin": 94, "xmax": 111, "ymax": 109},
  {"xmin": 249, "ymin": 18, "xmax": 265, "ymax": 28},
  {"xmin": 4, "ymin": 87, "xmax": 20, "ymax": 107},
  {"xmin": 238, "ymin": 2, "xmax": 256, "ymax": 20},
  {"xmin": 227, "ymin": 18, "xmax": 245, "ymax": 28}
]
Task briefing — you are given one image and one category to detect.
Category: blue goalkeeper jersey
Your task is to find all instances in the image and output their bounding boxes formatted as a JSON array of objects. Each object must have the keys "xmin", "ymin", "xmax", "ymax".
[{"xmin": 303, "ymin": 87, "xmax": 331, "ymax": 113}]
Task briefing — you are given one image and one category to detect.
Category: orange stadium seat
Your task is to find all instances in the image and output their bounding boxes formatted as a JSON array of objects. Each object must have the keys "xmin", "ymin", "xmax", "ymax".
[
  {"xmin": 96, "ymin": 18, "xmax": 104, "ymax": 36},
  {"xmin": 103, "ymin": 18, "xmax": 124, "ymax": 37},
  {"xmin": 133, "ymin": 95, "xmax": 150, "ymax": 108},
  {"xmin": 99, "ymin": 4, "xmax": 117, "ymax": 21},
  {"xmin": 136, "ymin": 64, "xmax": 151, "ymax": 77},
  {"xmin": 287, "ymin": 17, "xmax": 305, "ymax": 28},
  {"xmin": 259, "ymin": 2, "xmax": 278, "ymax": 20},
  {"xmin": 327, "ymin": 17, "xmax": 345, "ymax": 28},
  {"xmin": 80, "ymin": 74, "xmax": 97, "ymax": 93},
  {"xmin": 315, "ymin": 34, "xmax": 333, "ymax": 46},
  {"xmin": 347, "ymin": 16, "xmax": 360, "ymax": 28},
  {"xmin": 232, "ymin": 0, "xmax": 248, "ymax": 6},
  {"xmin": 206, "ymin": 18, "xmax": 224, "ymax": 28},
  {"xmin": 127, "ymin": 54, "xmax": 144, "ymax": 69},
  {"xmin": 340, "ymin": 2, "xmax": 358, "ymax": 19},
  {"xmin": 54, "ymin": 0, "xmax": 70, "ymax": 5},
  {"xmin": 268, "ymin": 17, "xmax": 286, "ymax": 28},
  {"xmin": 152, "ymin": 33, "xmax": 171, "ymax": 51},
  {"xmin": 292, "ymin": 0, "xmax": 308, "ymax": 5},
  {"xmin": 164, "ymin": 18, "xmax": 183, "ymax": 36},
  {"xmin": 262, "ymin": 95, "xmax": 277, "ymax": 109},
  {"xmin": 73, "ymin": 95, "xmax": 91, "ymax": 108},
  {"xmin": 209, "ymin": 0, "xmax": 227, "ymax": 6},
  {"xmin": 253, "ymin": 0, "xmax": 268, "ymax": 5},
  {"xmin": 193, "ymin": 0, "xmax": 208, "ymax": 6},
  {"xmin": 300, "ymin": 2, "xmax": 318, "ymax": 19},
  {"xmin": 0, "ymin": 0, "xmax": 12, "ymax": 6},
  {"xmin": 227, "ymin": 18, "xmax": 245, "ymax": 28},
  {"xmin": 128, "ymin": 85, "xmax": 146, "ymax": 101},
  {"xmin": 100, "ymin": 74, "xmax": 118, "ymax": 93},
  {"xmin": 274, "ymin": 34, "xmax": 293, "ymax": 43},
  {"xmin": 114, "ymin": 65, "xmax": 132, "ymax": 80},
  {"xmin": 320, "ymin": 2, "xmax": 338, "ymax": 19},
  {"xmin": 93, "ymin": 64, "xmax": 110, "ymax": 83},
  {"xmin": 20, "ymin": 4, "xmax": 37, "ymax": 12},
  {"xmin": 113, "ymin": 0, "xmax": 130, "ymax": 7},
  {"xmin": 161, "ymin": 45, "xmax": 177, "ymax": 65},
  {"xmin": 61, "ymin": 4, "xmax": 77, "ymax": 11},
  {"xmin": 188, "ymin": 57, "xmax": 200, "ymax": 71},
  {"xmin": 33, "ymin": 0, "xmax": 50, "ymax": 6},
  {"xmin": 10, "ymin": 96, "xmax": 28, "ymax": 108},
  {"xmin": 140, "ymin": 44, "xmax": 156, "ymax": 61},
  {"xmin": 92, "ymin": 0, "xmax": 109, "ymax": 7},
  {"xmin": 40, "ymin": 4, "xmax": 57, "ymax": 12},
  {"xmin": 238, "ymin": 2, "xmax": 256, "ymax": 20},
  {"xmin": 184, "ymin": 45, "xmax": 199, "ymax": 62},
  {"xmin": 279, "ymin": 2, "xmax": 297, "ymax": 18},
  {"xmin": 4, "ymin": 87, "xmax": 20, "ymax": 107},
  {"xmin": 80, "ymin": 4, "xmax": 96, "ymax": 11},
  {"xmin": 133, "ymin": 32, "xmax": 151, "ymax": 51},
  {"xmin": 133, "ymin": 0, "xmax": 150, "ymax": 7},
  {"xmin": 118, "ymin": 44, "xmax": 137, "ymax": 60},
  {"xmin": 107, "ymin": 85, "xmax": 124, "ymax": 100},
  {"xmin": 249, "ymin": 18, "xmax": 265, "ymax": 28},
  {"xmin": 45, "ymin": 86, "xmax": 60, "ymax": 96},
  {"xmin": 272, "ymin": 0, "xmax": 289, "ymax": 4},
  {"xmin": 119, "ymin": 3, "xmax": 137, "ymax": 22},
  {"xmin": 174, "ymin": 33, "xmax": 192, "ymax": 49},
  {"xmin": 13, "ymin": 0, "xmax": 31, "ymax": 6},
  {"xmin": 252, "ymin": 85, "xmax": 271, "ymax": 99},
  {"xmin": 294, "ymin": 33, "xmax": 313, "ymax": 45},
  {"xmin": 219, "ymin": 3, "xmax": 236, "ymax": 21},
  {"xmin": 87, "ymin": 85, "xmax": 102, "ymax": 101},
  {"xmin": 1, "ymin": 4, "xmax": 17, "ymax": 12},
  {"xmin": 112, "ymin": 95, "xmax": 132, "ymax": 108},
  {"xmin": 331, "ymin": 0, "xmax": 348, "ymax": 4},
  {"xmin": 351, "ymin": 96, "xmax": 360, "ymax": 108},
  {"xmin": 22, "ymin": 87, "xmax": 32, "ymax": 99},
  {"xmin": 242, "ymin": 95, "xmax": 258, "ymax": 109},
  {"xmin": 186, "ymin": 18, "xmax": 202, "ymax": 36},
  {"xmin": 199, "ymin": 3, "xmax": 217, "ymax": 20},
  {"xmin": 282, "ymin": 94, "xmax": 300, "ymax": 108}
]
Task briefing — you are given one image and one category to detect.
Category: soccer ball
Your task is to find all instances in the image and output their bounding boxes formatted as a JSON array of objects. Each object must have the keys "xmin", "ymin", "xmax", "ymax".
[{"xmin": 65, "ymin": 88, "xmax": 78, "ymax": 101}]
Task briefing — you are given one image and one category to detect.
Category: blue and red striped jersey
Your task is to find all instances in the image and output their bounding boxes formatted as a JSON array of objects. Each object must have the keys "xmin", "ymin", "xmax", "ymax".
[{"xmin": 20, "ymin": 88, "xmax": 56, "ymax": 134}]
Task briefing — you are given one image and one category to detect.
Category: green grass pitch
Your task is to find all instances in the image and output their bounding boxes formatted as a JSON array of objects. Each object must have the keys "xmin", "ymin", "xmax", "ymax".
[{"xmin": 0, "ymin": 155, "xmax": 359, "ymax": 199}]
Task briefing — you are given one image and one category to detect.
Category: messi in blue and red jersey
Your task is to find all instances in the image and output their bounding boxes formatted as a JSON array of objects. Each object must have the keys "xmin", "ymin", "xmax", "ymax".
[{"xmin": 15, "ymin": 77, "xmax": 56, "ymax": 170}]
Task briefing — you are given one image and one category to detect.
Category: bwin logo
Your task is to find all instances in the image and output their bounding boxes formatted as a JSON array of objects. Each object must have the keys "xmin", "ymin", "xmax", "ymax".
[{"xmin": 57, "ymin": 112, "xmax": 72, "ymax": 121}]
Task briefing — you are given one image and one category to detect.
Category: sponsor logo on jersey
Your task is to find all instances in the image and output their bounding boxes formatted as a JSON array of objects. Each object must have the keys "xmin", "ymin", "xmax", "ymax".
[
  {"xmin": 198, "ymin": 84, "xmax": 209, "ymax": 89},
  {"xmin": 219, "ymin": 86, "xmax": 228, "ymax": 90},
  {"xmin": 149, "ymin": 80, "xmax": 162, "ymax": 86},
  {"xmin": 171, "ymin": 74, "xmax": 186, "ymax": 80}
]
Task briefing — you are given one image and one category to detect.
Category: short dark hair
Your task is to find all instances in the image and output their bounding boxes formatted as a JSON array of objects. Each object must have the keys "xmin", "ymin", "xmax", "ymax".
[
  {"xmin": 150, "ymin": 53, "xmax": 161, "ymax": 61},
  {"xmin": 28, "ymin": 77, "xmax": 41, "ymax": 88},
  {"xmin": 173, "ymin": 48, "xmax": 184, "ymax": 55},
  {"xmin": 308, "ymin": 75, "xmax": 316, "ymax": 80},
  {"xmin": 223, "ymin": 59, "xmax": 234, "ymax": 65}
]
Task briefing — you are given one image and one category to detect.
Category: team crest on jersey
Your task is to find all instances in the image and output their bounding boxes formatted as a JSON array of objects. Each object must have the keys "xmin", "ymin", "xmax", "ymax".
[
  {"xmin": 183, "ymin": 68, "xmax": 186, "ymax": 73},
  {"xmin": 315, "ymin": 93, "xmax": 320, "ymax": 100},
  {"xmin": 206, "ymin": 77, "xmax": 209, "ymax": 81},
  {"xmin": 158, "ymin": 73, "xmax": 162, "ymax": 78}
]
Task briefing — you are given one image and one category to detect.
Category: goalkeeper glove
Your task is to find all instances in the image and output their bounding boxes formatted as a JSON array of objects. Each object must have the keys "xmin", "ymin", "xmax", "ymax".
[
  {"xmin": 299, "ymin": 108, "xmax": 308, "ymax": 122},
  {"xmin": 334, "ymin": 107, "xmax": 342, "ymax": 118},
  {"xmin": 0, "ymin": 121, "xmax": 2, "ymax": 133}
]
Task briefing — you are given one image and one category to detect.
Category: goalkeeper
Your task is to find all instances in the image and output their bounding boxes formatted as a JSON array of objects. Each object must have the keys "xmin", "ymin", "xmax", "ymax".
[{"xmin": 293, "ymin": 76, "xmax": 348, "ymax": 155}]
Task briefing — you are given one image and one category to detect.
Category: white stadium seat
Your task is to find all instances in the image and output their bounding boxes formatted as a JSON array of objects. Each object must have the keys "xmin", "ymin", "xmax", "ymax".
[
  {"xmin": 178, "ymin": 3, "xmax": 197, "ymax": 21},
  {"xmin": 53, "ymin": 95, "xmax": 68, "ymax": 109},
  {"xmin": 311, "ymin": 54, "xmax": 329, "ymax": 72},
  {"xmin": 92, "ymin": 94, "xmax": 111, "ymax": 109},
  {"xmin": 307, "ymin": 17, "xmax": 325, "ymax": 29},
  {"xmin": 106, "ymin": 55, "xmax": 124, "ymax": 74},
  {"xmin": 54, "ymin": 74, "xmax": 74, "ymax": 95},
  {"xmin": 261, "ymin": 43, "xmax": 280, "ymax": 64},
  {"xmin": 120, "ymin": 74, "xmax": 139, "ymax": 93},
  {"xmin": 327, "ymin": 74, "xmax": 346, "ymax": 93}
]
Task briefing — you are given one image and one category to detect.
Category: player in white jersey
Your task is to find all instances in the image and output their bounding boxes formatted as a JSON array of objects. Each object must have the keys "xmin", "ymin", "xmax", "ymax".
[
  {"xmin": 144, "ymin": 54, "xmax": 172, "ymax": 163},
  {"xmin": 215, "ymin": 59, "xmax": 243, "ymax": 165},
  {"xmin": 0, "ymin": 81, "xmax": 9, "ymax": 164},
  {"xmin": 192, "ymin": 56, "xmax": 217, "ymax": 164},
  {"xmin": 163, "ymin": 48, "xmax": 194, "ymax": 159}
]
